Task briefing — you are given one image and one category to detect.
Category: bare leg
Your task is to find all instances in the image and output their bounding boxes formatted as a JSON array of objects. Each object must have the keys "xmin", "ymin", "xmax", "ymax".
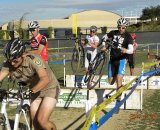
[
  {"xmin": 30, "ymin": 99, "xmax": 43, "ymax": 130},
  {"xmin": 37, "ymin": 97, "xmax": 57, "ymax": 130}
]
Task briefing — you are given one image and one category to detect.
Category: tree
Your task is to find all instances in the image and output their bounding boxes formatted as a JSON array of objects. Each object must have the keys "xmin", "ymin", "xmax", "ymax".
[
  {"xmin": 140, "ymin": 5, "xmax": 160, "ymax": 21},
  {"xmin": 48, "ymin": 26, "xmax": 53, "ymax": 38},
  {"xmin": 0, "ymin": 30, "xmax": 5, "ymax": 39}
]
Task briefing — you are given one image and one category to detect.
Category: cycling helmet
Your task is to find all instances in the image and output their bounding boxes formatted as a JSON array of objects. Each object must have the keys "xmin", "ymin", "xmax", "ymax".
[
  {"xmin": 130, "ymin": 33, "xmax": 137, "ymax": 39},
  {"xmin": 90, "ymin": 25, "xmax": 97, "ymax": 32},
  {"xmin": 4, "ymin": 38, "xmax": 26, "ymax": 60},
  {"xmin": 117, "ymin": 18, "xmax": 129, "ymax": 27},
  {"xmin": 28, "ymin": 21, "xmax": 40, "ymax": 29}
]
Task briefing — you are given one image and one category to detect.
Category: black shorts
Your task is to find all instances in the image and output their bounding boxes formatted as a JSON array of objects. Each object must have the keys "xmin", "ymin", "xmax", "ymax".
[{"xmin": 127, "ymin": 54, "xmax": 135, "ymax": 68}]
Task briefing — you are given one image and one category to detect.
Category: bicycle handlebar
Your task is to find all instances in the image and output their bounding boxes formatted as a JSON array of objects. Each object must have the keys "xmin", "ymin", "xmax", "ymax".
[{"xmin": 0, "ymin": 88, "xmax": 30, "ymax": 101}]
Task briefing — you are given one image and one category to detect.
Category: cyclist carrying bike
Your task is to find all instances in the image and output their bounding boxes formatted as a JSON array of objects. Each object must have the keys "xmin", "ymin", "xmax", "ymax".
[
  {"xmin": 0, "ymin": 38, "xmax": 60, "ymax": 130},
  {"xmin": 102, "ymin": 18, "xmax": 133, "ymax": 103},
  {"xmin": 82, "ymin": 25, "xmax": 100, "ymax": 73},
  {"xmin": 28, "ymin": 21, "xmax": 49, "ymax": 63}
]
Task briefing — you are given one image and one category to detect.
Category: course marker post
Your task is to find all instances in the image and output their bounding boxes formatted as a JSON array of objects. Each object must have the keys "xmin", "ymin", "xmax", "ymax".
[{"xmin": 63, "ymin": 55, "xmax": 66, "ymax": 87}]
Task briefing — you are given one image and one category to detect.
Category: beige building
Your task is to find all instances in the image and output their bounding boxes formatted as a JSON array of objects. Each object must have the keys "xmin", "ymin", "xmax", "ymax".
[{"xmin": 1, "ymin": 10, "xmax": 121, "ymax": 38}]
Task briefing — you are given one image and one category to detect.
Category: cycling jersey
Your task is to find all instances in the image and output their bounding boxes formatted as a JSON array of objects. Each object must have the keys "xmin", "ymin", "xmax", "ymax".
[
  {"xmin": 107, "ymin": 30, "xmax": 133, "ymax": 59},
  {"xmin": 84, "ymin": 34, "xmax": 99, "ymax": 69},
  {"xmin": 30, "ymin": 34, "xmax": 48, "ymax": 62}
]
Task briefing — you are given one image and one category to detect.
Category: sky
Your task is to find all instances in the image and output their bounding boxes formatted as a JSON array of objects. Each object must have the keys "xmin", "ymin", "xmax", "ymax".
[{"xmin": 0, "ymin": 0, "xmax": 160, "ymax": 25}]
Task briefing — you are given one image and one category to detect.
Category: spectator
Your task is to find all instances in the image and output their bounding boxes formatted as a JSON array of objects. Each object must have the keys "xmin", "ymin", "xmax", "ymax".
[
  {"xmin": 28, "ymin": 21, "xmax": 49, "ymax": 63},
  {"xmin": 127, "ymin": 33, "xmax": 138, "ymax": 75}
]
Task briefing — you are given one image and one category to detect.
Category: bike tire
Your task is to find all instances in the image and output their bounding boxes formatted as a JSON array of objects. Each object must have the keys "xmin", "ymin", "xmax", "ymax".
[
  {"xmin": 71, "ymin": 45, "xmax": 84, "ymax": 74},
  {"xmin": 87, "ymin": 52, "xmax": 106, "ymax": 89}
]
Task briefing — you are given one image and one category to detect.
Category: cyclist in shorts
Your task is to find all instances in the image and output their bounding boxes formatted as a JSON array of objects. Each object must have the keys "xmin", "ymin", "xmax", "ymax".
[
  {"xmin": 127, "ymin": 33, "xmax": 138, "ymax": 75},
  {"xmin": 102, "ymin": 18, "xmax": 133, "ymax": 102},
  {"xmin": 28, "ymin": 21, "xmax": 49, "ymax": 63},
  {"xmin": 82, "ymin": 25, "xmax": 100, "ymax": 73},
  {"xmin": 0, "ymin": 38, "xmax": 60, "ymax": 130}
]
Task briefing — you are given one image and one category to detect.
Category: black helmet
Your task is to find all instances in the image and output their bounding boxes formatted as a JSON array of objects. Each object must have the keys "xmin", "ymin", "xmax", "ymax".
[
  {"xmin": 90, "ymin": 25, "xmax": 97, "ymax": 32},
  {"xmin": 4, "ymin": 38, "xmax": 26, "ymax": 60}
]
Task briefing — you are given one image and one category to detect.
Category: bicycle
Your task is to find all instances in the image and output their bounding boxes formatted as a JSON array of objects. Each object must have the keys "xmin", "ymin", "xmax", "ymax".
[
  {"xmin": 71, "ymin": 36, "xmax": 85, "ymax": 74},
  {"xmin": 0, "ymin": 82, "xmax": 31, "ymax": 130},
  {"xmin": 83, "ymin": 39, "xmax": 119, "ymax": 89},
  {"xmin": 84, "ymin": 50, "xmax": 107, "ymax": 89}
]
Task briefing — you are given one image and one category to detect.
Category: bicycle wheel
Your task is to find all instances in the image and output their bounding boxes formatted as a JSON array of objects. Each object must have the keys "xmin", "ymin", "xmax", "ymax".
[
  {"xmin": 86, "ymin": 52, "xmax": 106, "ymax": 89},
  {"xmin": 71, "ymin": 45, "xmax": 84, "ymax": 74}
]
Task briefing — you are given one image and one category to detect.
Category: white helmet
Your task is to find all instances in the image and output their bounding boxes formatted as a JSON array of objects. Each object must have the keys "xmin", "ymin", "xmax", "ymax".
[
  {"xmin": 28, "ymin": 21, "xmax": 40, "ymax": 29},
  {"xmin": 117, "ymin": 18, "xmax": 129, "ymax": 26}
]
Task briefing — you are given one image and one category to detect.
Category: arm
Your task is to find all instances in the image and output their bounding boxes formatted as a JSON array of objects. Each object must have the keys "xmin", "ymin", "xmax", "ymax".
[
  {"xmin": 30, "ymin": 36, "xmax": 47, "ymax": 55},
  {"xmin": 88, "ymin": 41, "xmax": 99, "ymax": 49},
  {"xmin": 30, "ymin": 44, "xmax": 45, "ymax": 54},
  {"xmin": 121, "ymin": 44, "xmax": 133, "ymax": 54},
  {"xmin": 31, "ymin": 68, "xmax": 49, "ymax": 93},
  {"xmin": 0, "ymin": 70, "xmax": 9, "ymax": 82}
]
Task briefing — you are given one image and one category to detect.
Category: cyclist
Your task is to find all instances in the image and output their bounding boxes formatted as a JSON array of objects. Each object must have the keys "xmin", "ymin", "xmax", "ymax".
[
  {"xmin": 82, "ymin": 25, "xmax": 100, "ymax": 74},
  {"xmin": 28, "ymin": 21, "xmax": 49, "ymax": 63},
  {"xmin": 127, "ymin": 33, "xmax": 138, "ymax": 75},
  {"xmin": 102, "ymin": 18, "xmax": 133, "ymax": 103},
  {"xmin": 0, "ymin": 38, "xmax": 60, "ymax": 130}
]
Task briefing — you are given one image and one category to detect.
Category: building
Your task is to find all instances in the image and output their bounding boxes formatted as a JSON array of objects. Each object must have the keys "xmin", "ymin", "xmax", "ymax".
[{"xmin": 1, "ymin": 10, "xmax": 121, "ymax": 39}]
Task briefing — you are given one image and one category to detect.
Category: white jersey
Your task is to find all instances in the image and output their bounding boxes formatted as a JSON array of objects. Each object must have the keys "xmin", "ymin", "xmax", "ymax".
[
  {"xmin": 85, "ymin": 35, "xmax": 99, "ymax": 52},
  {"xmin": 84, "ymin": 34, "xmax": 99, "ymax": 69}
]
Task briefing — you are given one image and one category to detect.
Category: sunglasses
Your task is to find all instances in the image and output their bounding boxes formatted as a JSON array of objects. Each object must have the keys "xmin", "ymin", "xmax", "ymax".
[
  {"xmin": 29, "ymin": 28, "xmax": 36, "ymax": 32},
  {"xmin": 8, "ymin": 59, "xmax": 19, "ymax": 64},
  {"xmin": 118, "ymin": 26, "xmax": 126, "ymax": 29},
  {"xmin": 90, "ymin": 30, "xmax": 96, "ymax": 33}
]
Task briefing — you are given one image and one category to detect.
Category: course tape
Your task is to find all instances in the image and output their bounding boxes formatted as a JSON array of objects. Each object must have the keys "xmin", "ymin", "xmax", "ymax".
[
  {"xmin": 89, "ymin": 68, "xmax": 160, "ymax": 130},
  {"xmin": 48, "ymin": 46, "xmax": 74, "ymax": 50},
  {"xmin": 142, "ymin": 61, "xmax": 160, "ymax": 69},
  {"xmin": 90, "ymin": 77, "xmax": 142, "ymax": 130},
  {"xmin": 82, "ymin": 78, "xmax": 137, "ymax": 130},
  {"xmin": 49, "ymin": 59, "xmax": 72, "ymax": 65}
]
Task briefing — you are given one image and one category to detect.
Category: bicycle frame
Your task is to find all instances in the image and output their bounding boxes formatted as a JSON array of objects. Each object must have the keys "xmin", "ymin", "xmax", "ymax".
[{"xmin": 0, "ymin": 86, "xmax": 31, "ymax": 130}]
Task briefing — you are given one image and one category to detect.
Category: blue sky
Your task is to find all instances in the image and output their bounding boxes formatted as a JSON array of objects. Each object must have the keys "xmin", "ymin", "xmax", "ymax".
[{"xmin": 0, "ymin": 0, "xmax": 160, "ymax": 25}]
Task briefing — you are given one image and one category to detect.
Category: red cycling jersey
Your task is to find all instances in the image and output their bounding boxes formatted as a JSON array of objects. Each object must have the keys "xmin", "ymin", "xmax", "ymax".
[{"xmin": 30, "ymin": 34, "xmax": 48, "ymax": 62}]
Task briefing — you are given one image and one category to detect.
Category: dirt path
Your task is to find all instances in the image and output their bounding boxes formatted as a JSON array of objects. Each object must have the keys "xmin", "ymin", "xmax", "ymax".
[{"xmin": 50, "ymin": 89, "xmax": 158, "ymax": 130}]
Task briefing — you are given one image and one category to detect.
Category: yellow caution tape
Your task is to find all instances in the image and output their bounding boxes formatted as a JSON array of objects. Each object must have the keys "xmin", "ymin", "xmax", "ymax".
[
  {"xmin": 48, "ymin": 46, "xmax": 74, "ymax": 50},
  {"xmin": 143, "ymin": 61, "xmax": 160, "ymax": 69},
  {"xmin": 82, "ymin": 105, "xmax": 96, "ymax": 130},
  {"xmin": 96, "ymin": 78, "xmax": 137, "ymax": 112},
  {"xmin": 72, "ymin": 13, "xmax": 78, "ymax": 37},
  {"xmin": 82, "ymin": 77, "xmax": 137, "ymax": 129}
]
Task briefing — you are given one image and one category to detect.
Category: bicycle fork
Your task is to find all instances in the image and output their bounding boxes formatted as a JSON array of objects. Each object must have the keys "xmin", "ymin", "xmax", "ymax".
[
  {"xmin": 14, "ymin": 99, "xmax": 31, "ymax": 130},
  {"xmin": 0, "ymin": 101, "xmax": 11, "ymax": 130}
]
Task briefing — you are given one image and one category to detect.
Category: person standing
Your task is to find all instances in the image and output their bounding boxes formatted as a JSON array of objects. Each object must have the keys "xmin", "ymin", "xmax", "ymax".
[
  {"xmin": 127, "ymin": 33, "xmax": 138, "ymax": 75},
  {"xmin": 0, "ymin": 38, "xmax": 60, "ymax": 130},
  {"xmin": 82, "ymin": 25, "xmax": 100, "ymax": 73},
  {"xmin": 28, "ymin": 21, "xmax": 49, "ymax": 63}
]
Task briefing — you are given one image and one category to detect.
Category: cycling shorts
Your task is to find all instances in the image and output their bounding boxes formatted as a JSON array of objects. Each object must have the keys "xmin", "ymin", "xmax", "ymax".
[
  {"xmin": 108, "ymin": 58, "xmax": 126, "ymax": 77},
  {"xmin": 127, "ymin": 54, "xmax": 135, "ymax": 68}
]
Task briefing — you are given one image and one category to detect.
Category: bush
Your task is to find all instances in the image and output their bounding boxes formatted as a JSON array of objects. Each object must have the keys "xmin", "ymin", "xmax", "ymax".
[{"xmin": 0, "ymin": 30, "xmax": 5, "ymax": 39}]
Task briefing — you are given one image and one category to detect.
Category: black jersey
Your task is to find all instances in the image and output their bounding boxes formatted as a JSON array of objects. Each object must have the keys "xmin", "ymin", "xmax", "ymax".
[{"xmin": 108, "ymin": 30, "xmax": 133, "ymax": 59}]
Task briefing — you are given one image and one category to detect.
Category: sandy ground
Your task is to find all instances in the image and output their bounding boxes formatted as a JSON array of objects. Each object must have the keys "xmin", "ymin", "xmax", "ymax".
[
  {"xmin": 50, "ymin": 89, "xmax": 157, "ymax": 130},
  {"xmin": 51, "ymin": 107, "xmax": 137, "ymax": 130}
]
